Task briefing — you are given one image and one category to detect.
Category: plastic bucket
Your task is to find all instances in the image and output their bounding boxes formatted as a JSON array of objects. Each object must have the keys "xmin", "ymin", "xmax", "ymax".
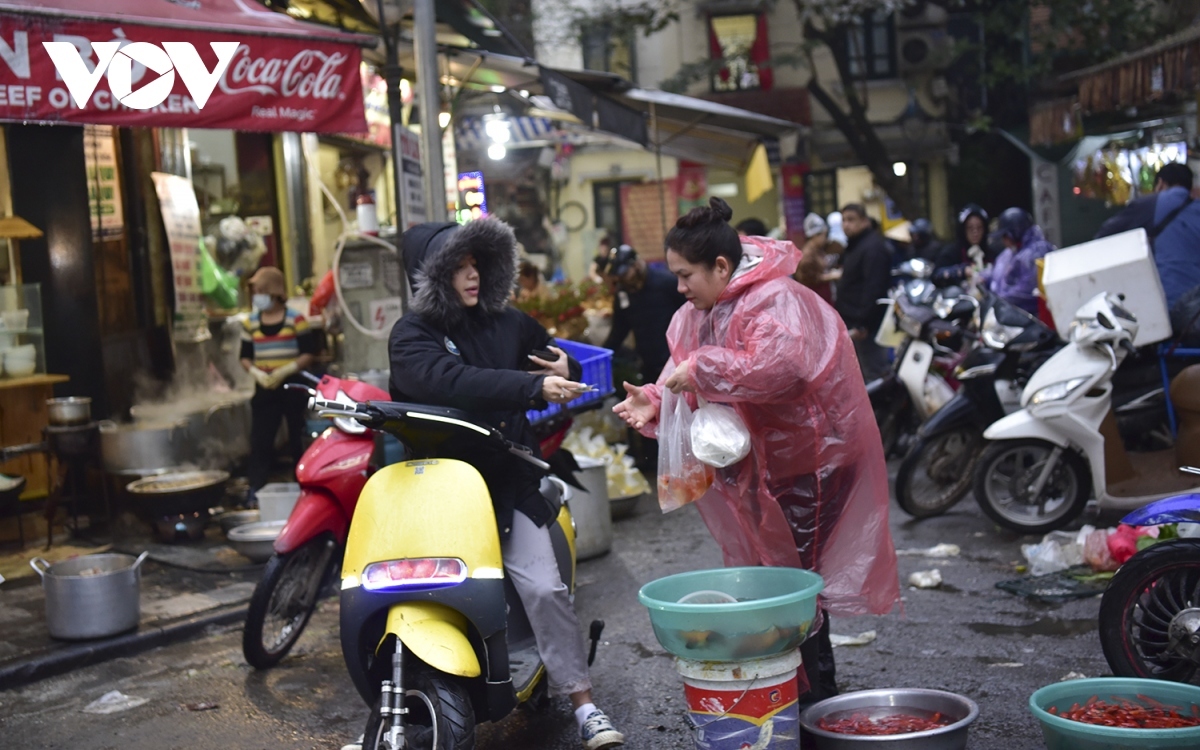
[{"xmin": 676, "ymin": 649, "xmax": 802, "ymax": 750}]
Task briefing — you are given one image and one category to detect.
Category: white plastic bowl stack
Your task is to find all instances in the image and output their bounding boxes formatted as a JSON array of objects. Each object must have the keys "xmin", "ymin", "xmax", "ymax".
[{"xmin": 5, "ymin": 343, "xmax": 36, "ymax": 377}]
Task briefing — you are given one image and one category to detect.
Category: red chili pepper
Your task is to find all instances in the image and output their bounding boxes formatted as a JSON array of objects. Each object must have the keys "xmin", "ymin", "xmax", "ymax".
[
  {"xmin": 1050, "ymin": 697, "xmax": 1200, "ymax": 729},
  {"xmin": 817, "ymin": 712, "xmax": 953, "ymax": 735}
]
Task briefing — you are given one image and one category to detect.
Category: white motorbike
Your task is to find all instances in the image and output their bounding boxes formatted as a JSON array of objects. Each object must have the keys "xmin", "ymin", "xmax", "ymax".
[{"xmin": 973, "ymin": 292, "xmax": 1188, "ymax": 533}]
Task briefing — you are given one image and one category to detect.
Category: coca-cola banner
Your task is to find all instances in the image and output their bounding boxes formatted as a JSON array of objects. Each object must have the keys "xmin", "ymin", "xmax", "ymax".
[{"xmin": 0, "ymin": 14, "xmax": 366, "ymax": 133}]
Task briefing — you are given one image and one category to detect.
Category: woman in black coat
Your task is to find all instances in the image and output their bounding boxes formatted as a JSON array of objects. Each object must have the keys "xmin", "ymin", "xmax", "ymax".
[
  {"xmin": 933, "ymin": 204, "xmax": 990, "ymax": 287},
  {"xmin": 389, "ymin": 219, "xmax": 625, "ymax": 750}
]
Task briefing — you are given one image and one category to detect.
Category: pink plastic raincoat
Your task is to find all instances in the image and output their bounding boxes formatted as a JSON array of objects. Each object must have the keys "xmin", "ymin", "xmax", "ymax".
[{"xmin": 640, "ymin": 237, "xmax": 900, "ymax": 616}]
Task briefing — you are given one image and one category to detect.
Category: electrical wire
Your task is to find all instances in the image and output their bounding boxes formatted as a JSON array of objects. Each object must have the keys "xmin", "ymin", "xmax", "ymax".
[{"xmin": 299, "ymin": 136, "xmax": 400, "ymax": 341}]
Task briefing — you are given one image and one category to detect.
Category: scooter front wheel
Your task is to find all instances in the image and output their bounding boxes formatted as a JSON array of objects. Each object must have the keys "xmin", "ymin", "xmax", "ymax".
[
  {"xmin": 895, "ymin": 429, "xmax": 981, "ymax": 519},
  {"xmin": 363, "ymin": 673, "xmax": 475, "ymax": 750},
  {"xmin": 242, "ymin": 535, "xmax": 336, "ymax": 669},
  {"xmin": 1099, "ymin": 539, "xmax": 1200, "ymax": 684},
  {"xmin": 972, "ymin": 439, "xmax": 1090, "ymax": 534}
]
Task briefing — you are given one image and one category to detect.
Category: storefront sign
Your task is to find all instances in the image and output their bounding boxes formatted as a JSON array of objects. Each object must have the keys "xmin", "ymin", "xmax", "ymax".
[
  {"xmin": 0, "ymin": 16, "xmax": 366, "ymax": 133},
  {"xmin": 84, "ymin": 124, "xmax": 123, "ymax": 238},
  {"xmin": 456, "ymin": 171, "xmax": 488, "ymax": 223},
  {"xmin": 1032, "ymin": 158, "xmax": 1062, "ymax": 248},
  {"xmin": 398, "ymin": 127, "xmax": 426, "ymax": 227},
  {"xmin": 150, "ymin": 171, "xmax": 203, "ymax": 316}
]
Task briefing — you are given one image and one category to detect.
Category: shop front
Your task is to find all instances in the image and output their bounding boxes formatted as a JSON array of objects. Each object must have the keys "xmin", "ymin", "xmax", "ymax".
[{"xmin": 0, "ymin": 0, "xmax": 370, "ymax": 541}]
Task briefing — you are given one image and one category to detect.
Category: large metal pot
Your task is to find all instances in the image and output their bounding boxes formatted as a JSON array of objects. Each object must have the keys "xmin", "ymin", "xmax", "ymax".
[
  {"xmin": 99, "ymin": 419, "xmax": 187, "ymax": 475},
  {"xmin": 30, "ymin": 551, "xmax": 149, "ymax": 640},
  {"xmin": 46, "ymin": 397, "xmax": 91, "ymax": 426},
  {"xmin": 125, "ymin": 470, "xmax": 230, "ymax": 517}
]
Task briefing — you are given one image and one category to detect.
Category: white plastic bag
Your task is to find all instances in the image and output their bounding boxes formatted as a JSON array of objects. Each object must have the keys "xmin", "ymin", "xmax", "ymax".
[
  {"xmin": 690, "ymin": 400, "xmax": 751, "ymax": 468},
  {"xmin": 656, "ymin": 388, "xmax": 713, "ymax": 512}
]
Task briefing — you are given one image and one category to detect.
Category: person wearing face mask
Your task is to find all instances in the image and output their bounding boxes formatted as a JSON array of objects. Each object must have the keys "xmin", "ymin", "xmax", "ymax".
[
  {"xmin": 388, "ymin": 219, "xmax": 625, "ymax": 750},
  {"xmin": 933, "ymin": 204, "xmax": 990, "ymax": 287},
  {"xmin": 239, "ymin": 266, "xmax": 318, "ymax": 492},
  {"xmin": 612, "ymin": 197, "xmax": 899, "ymax": 708}
]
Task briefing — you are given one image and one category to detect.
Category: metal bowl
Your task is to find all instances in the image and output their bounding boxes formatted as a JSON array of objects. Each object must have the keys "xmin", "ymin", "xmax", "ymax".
[
  {"xmin": 799, "ymin": 689, "xmax": 979, "ymax": 749},
  {"xmin": 610, "ymin": 492, "xmax": 640, "ymax": 519},
  {"xmin": 217, "ymin": 509, "xmax": 260, "ymax": 535},
  {"xmin": 46, "ymin": 397, "xmax": 92, "ymax": 426},
  {"xmin": 227, "ymin": 520, "xmax": 285, "ymax": 562}
]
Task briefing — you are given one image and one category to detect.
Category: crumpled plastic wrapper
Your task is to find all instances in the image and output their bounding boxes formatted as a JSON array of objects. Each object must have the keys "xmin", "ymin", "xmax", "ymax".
[
  {"xmin": 908, "ymin": 569, "xmax": 943, "ymax": 589},
  {"xmin": 562, "ymin": 425, "xmax": 650, "ymax": 499},
  {"xmin": 83, "ymin": 690, "xmax": 148, "ymax": 714}
]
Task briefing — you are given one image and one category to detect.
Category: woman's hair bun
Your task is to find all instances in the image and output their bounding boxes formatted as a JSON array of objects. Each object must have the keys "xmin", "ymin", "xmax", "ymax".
[{"xmin": 676, "ymin": 196, "xmax": 734, "ymax": 230}]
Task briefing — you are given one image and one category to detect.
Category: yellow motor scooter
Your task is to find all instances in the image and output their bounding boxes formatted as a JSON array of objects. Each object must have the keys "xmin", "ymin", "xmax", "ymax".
[{"xmin": 324, "ymin": 396, "xmax": 594, "ymax": 750}]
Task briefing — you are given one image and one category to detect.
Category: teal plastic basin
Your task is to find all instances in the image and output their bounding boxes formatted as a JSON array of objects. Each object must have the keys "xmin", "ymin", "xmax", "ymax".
[
  {"xmin": 637, "ymin": 567, "xmax": 824, "ymax": 662},
  {"xmin": 1029, "ymin": 677, "xmax": 1200, "ymax": 750}
]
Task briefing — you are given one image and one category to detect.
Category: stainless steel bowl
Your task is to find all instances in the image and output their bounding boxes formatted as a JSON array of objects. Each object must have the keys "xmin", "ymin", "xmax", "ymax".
[
  {"xmin": 610, "ymin": 493, "xmax": 641, "ymax": 519},
  {"xmin": 227, "ymin": 520, "xmax": 285, "ymax": 562},
  {"xmin": 217, "ymin": 509, "xmax": 260, "ymax": 535},
  {"xmin": 799, "ymin": 689, "xmax": 979, "ymax": 749}
]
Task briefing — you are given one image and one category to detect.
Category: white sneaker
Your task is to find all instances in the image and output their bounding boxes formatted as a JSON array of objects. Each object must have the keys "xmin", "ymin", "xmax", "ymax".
[
  {"xmin": 580, "ymin": 709, "xmax": 625, "ymax": 750},
  {"xmin": 339, "ymin": 734, "xmax": 364, "ymax": 750}
]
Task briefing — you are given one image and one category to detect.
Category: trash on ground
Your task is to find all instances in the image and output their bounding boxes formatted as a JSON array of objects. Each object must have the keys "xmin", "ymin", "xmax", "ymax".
[
  {"xmin": 183, "ymin": 702, "xmax": 220, "ymax": 711},
  {"xmin": 830, "ymin": 630, "xmax": 877, "ymax": 647},
  {"xmin": 1059, "ymin": 672, "xmax": 1087, "ymax": 681},
  {"xmin": 908, "ymin": 569, "xmax": 942, "ymax": 588},
  {"xmin": 895, "ymin": 543, "xmax": 960, "ymax": 558},
  {"xmin": 996, "ymin": 565, "xmax": 1111, "ymax": 603},
  {"xmin": 990, "ymin": 662, "xmax": 1024, "ymax": 668},
  {"xmin": 1022, "ymin": 528, "xmax": 1090, "ymax": 576},
  {"xmin": 83, "ymin": 690, "xmax": 148, "ymax": 714}
]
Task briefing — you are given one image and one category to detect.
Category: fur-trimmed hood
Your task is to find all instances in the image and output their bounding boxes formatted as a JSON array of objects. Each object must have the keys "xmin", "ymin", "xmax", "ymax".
[{"xmin": 403, "ymin": 219, "xmax": 518, "ymax": 331}]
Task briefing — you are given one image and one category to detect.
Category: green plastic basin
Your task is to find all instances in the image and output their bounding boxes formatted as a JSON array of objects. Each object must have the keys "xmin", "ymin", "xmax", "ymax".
[
  {"xmin": 1029, "ymin": 677, "xmax": 1200, "ymax": 750},
  {"xmin": 637, "ymin": 566, "xmax": 824, "ymax": 662}
]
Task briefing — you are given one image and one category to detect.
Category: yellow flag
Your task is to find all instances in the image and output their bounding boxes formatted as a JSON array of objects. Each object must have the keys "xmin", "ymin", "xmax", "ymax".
[{"xmin": 744, "ymin": 143, "xmax": 772, "ymax": 204}]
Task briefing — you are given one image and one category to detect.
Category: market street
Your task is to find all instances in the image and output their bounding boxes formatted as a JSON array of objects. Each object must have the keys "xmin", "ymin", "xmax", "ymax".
[{"xmin": 0, "ymin": 469, "xmax": 1113, "ymax": 750}]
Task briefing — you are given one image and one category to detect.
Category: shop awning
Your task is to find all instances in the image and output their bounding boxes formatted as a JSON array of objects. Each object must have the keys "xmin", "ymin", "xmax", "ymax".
[
  {"xmin": 1059, "ymin": 26, "xmax": 1200, "ymax": 115},
  {"xmin": 553, "ymin": 69, "xmax": 801, "ymax": 172},
  {"xmin": 0, "ymin": 0, "xmax": 374, "ymax": 133}
]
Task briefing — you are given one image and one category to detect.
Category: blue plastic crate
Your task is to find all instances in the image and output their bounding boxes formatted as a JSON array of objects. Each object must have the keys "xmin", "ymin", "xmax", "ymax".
[{"xmin": 526, "ymin": 338, "xmax": 614, "ymax": 424}]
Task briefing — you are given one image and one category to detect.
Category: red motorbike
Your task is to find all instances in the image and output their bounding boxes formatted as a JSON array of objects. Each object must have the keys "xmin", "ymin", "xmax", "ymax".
[
  {"xmin": 243, "ymin": 373, "xmax": 390, "ymax": 668},
  {"xmin": 242, "ymin": 373, "xmax": 576, "ymax": 669}
]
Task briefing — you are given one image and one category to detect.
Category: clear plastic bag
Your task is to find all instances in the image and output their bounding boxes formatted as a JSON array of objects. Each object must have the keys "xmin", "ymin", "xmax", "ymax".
[
  {"xmin": 690, "ymin": 400, "xmax": 751, "ymax": 468},
  {"xmin": 657, "ymin": 388, "xmax": 713, "ymax": 512}
]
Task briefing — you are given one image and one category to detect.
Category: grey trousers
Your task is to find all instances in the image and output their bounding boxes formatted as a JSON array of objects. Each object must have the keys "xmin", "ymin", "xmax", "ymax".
[{"xmin": 502, "ymin": 510, "xmax": 592, "ymax": 696}]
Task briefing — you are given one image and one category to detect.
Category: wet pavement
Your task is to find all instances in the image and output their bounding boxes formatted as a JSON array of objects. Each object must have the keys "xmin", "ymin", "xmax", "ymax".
[{"xmin": 0, "ymin": 466, "xmax": 1119, "ymax": 750}]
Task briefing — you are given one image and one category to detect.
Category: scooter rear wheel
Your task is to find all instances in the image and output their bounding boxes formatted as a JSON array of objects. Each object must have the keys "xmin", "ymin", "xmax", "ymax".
[
  {"xmin": 895, "ymin": 429, "xmax": 981, "ymax": 519},
  {"xmin": 242, "ymin": 535, "xmax": 336, "ymax": 669},
  {"xmin": 363, "ymin": 673, "xmax": 475, "ymax": 750},
  {"xmin": 1099, "ymin": 539, "xmax": 1200, "ymax": 684}
]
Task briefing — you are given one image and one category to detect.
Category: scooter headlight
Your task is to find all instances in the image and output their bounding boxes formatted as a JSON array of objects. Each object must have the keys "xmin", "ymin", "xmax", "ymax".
[
  {"xmin": 362, "ymin": 557, "xmax": 468, "ymax": 591},
  {"xmin": 1029, "ymin": 377, "xmax": 1088, "ymax": 406},
  {"xmin": 981, "ymin": 308, "xmax": 1023, "ymax": 349}
]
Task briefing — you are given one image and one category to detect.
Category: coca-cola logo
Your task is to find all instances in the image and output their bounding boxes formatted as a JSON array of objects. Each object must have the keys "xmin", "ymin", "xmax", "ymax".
[{"xmin": 219, "ymin": 44, "xmax": 345, "ymax": 100}]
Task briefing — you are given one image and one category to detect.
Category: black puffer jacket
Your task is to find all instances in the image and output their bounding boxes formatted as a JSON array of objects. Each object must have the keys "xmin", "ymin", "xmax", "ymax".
[
  {"xmin": 835, "ymin": 227, "xmax": 893, "ymax": 331},
  {"xmin": 389, "ymin": 219, "xmax": 581, "ymax": 539}
]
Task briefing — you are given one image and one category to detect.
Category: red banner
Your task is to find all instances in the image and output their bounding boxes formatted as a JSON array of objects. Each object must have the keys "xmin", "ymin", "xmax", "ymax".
[{"xmin": 0, "ymin": 14, "xmax": 366, "ymax": 133}]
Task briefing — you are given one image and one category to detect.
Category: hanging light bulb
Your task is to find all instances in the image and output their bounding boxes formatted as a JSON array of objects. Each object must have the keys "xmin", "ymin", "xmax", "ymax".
[
  {"xmin": 488, "ymin": 143, "xmax": 507, "ymax": 160},
  {"xmin": 484, "ymin": 117, "xmax": 511, "ymax": 144},
  {"xmin": 438, "ymin": 111, "xmax": 451, "ymax": 128},
  {"xmin": 893, "ymin": 162, "xmax": 908, "ymax": 177}
]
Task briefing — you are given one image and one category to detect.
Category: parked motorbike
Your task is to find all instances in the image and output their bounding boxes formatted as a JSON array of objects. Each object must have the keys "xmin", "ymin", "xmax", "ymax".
[
  {"xmin": 242, "ymin": 373, "xmax": 391, "ymax": 669},
  {"xmin": 323, "ymin": 394, "xmax": 597, "ymax": 750},
  {"xmin": 974, "ymin": 293, "xmax": 1188, "ymax": 534},
  {"xmin": 894, "ymin": 293, "xmax": 1059, "ymax": 518},
  {"xmin": 869, "ymin": 270, "xmax": 974, "ymax": 457},
  {"xmin": 1098, "ymin": 480, "xmax": 1200, "ymax": 683}
]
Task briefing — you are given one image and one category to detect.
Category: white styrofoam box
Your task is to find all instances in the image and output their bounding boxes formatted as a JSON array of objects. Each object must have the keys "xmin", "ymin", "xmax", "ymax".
[
  {"xmin": 1041, "ymin": 228, "xmax": 1170, "ymax": 346},
  {"xmin": 257, "ymin": 482, "xmax": 301, "ymax": 522}
]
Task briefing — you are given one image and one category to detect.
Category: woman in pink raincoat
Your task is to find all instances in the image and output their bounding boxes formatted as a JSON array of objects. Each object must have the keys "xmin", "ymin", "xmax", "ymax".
[{"xmin": 615, "ymin": 198, "xmax": 899, "ymax": 703}]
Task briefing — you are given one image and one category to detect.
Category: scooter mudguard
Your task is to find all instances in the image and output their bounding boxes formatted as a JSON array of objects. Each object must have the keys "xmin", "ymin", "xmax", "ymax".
[
  {"xmin": 982, "ymin": 408, "xmax": 1070, "ymax": 447},
  {"xmin": 382, "ymin": 602, "xmax": 481, "ymax": 678},
  {"xmin": 1120, "ymin": 494, "xmax": 1200, "ymax": 526},
  {"xmin": 274, "ymin": 488, "xmax": 348, "ymax": 554}
]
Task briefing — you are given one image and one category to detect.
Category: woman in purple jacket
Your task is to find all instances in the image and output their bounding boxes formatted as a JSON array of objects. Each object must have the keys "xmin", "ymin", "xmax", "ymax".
[{"xmin": 982, "ymin": 208, "xmax": 1056, "ymax": 315}]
